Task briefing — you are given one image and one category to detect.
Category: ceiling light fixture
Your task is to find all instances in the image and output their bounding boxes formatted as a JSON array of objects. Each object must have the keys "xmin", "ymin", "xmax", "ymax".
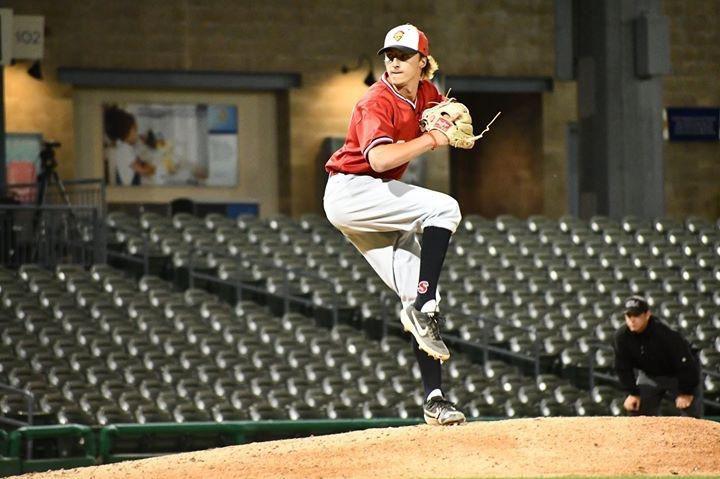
[{"xmin": 27, "ymin": 60, "xmax": 43, "ymax": 80}]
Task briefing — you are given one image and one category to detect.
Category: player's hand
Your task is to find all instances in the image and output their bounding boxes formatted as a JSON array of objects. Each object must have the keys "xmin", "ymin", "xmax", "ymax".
[
  {"xmin": 623, "ymin": 395, "xmax": 641, "ymax": 412},
  {"xmin": 427, "ymin": 130, "xmax": 449, "ymax": 147},
  {"xmin": 420, "ymin": 100, "xmax": 477, "ymax": 149},
  {"xmin": 675, "ymin": 394, "xmax": 693, "ymax": 409}
]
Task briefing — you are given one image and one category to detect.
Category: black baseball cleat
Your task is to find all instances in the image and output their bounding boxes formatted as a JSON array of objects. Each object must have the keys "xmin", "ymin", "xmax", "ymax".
[
  {"xmin": 423, "ymin": 396, "xmax": 466, "ymax": 426},
  {"xmin": 400, "ymin": 304, "xmax": 450, "ymax": 361}
]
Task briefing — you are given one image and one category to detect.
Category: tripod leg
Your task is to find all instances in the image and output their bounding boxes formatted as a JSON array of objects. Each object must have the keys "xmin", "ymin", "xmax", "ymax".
[
  {"xmin": 33, "ymin": 170, "xmax": 48, "ymax": 229},
  {"xmin": 51, "ymin": 171, "xmax": 84, "ymax": 249},
  {"xmin": 51, "ymin": 171, "xmax": 75, "ymax": 211},
  {"xmin": 35, "ymin": 171, "xmax": 48, "ymax": 208},
  {"xmin": 32, "ymin": 170, "xmax": 50, "ymax": 263}
]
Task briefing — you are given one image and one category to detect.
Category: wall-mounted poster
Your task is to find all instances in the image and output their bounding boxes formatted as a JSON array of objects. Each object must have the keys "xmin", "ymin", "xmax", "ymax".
[
  {"xmin": 102, "ymin": 103, "xmax": 238, "ymax": 187},
  {"xmin": 5, "ymin": 133, "xmax": 42, "ymax": 202}
]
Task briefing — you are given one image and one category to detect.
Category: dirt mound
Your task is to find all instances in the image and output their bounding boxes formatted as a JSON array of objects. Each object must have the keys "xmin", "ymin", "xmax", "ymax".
[{"xmin": 15, "ymin": 417, "xmax": 720, "ymax": 478}]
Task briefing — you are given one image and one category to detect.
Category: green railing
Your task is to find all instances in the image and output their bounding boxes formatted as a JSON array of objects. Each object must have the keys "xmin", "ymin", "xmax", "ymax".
[
  {"xmin": 0, "ymin": 429, "xmax": 20, "ymax": 477},
  {"xmin": 7, "ymin": 424, "xmax": 96, "ymax": 474},
  {"xmin": 0, "ymin": 419, "xmax": 421, "ymax": 474},
  {"xmin": 98, "ymin": 419, "xmax": 422, "ymax": 463},
  {"xmin": 1, "ymin": 417, "xmax": 718, "ymax": 476}
]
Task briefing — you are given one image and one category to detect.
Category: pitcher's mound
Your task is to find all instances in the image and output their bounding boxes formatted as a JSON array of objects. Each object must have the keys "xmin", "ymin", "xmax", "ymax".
[{"xmin": 17, "ymin": 417, "xmax": 720, "ymax": 478}]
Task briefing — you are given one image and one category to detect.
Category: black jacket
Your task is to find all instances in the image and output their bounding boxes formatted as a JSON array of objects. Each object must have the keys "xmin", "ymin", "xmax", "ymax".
[{"xmin": 613, "ymin": 316, "xmax": 700, "ymax": 395}]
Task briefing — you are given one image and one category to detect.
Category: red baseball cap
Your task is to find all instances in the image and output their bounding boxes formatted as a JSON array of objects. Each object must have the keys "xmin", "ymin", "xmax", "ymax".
[{"xmin": 377, "ymin": 24, "xmax": 429, "ymax": 57}]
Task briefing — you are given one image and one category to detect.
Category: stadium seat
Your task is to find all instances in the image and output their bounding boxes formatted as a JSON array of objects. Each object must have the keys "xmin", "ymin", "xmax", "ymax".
[{"xmin": 9, "ymin": 211, "xmax": 719, "ymax": 427}]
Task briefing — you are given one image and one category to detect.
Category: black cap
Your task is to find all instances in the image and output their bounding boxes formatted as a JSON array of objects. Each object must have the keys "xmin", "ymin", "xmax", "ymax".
[{"xmin": 623, "ymin": 296, "xmax": 650, "ymax": 316}]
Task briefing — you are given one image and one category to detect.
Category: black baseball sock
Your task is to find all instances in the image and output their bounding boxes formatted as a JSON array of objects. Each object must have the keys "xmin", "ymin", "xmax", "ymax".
[
  {"xmin": 412, "ymin": 337, "xmax": 442, "ymax": 398},
  {"xmin": 413, "ymin": 226, "xmax": 452, "ymax": 311}
]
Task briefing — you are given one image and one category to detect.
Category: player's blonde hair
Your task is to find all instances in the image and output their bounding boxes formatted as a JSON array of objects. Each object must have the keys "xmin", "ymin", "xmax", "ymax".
[{"xmin": 422, "ymin": 55, "xmax": 439, "ymax": 80}]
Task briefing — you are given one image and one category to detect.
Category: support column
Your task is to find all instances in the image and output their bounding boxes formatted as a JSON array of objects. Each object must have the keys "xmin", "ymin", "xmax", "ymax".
[
  {"xmin": 574, "ymin": 0, "xmax": 668, "ymax": 219},
  {"xmin": 0, "ymin": 69, "xmax": 6, "ymax": 198}
]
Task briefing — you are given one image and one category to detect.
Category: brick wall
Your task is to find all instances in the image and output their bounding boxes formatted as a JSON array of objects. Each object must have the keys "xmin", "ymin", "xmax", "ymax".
[
  {"xmin": 662, "ymin": 0, "xmax": 720, "ymax": 219},
  {"xmin": 4, "ymin": 0, "xmax": 718, "ymax": 218}
]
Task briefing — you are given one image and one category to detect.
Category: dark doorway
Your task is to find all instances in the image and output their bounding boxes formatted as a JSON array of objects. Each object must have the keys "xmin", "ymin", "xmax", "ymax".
[{"xmin": 450, "ymin": 92, "xmax": 544, "ymax": 218}]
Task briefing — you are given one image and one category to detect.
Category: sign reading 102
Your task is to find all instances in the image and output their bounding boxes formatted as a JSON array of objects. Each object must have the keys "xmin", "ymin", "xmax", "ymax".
[
  {"xmin": 13, "ymin": 16, "xmax": 44, "ymax": 59},
  {"xmin": 16, "ymin": 29, "xmax": 42, "ymax": 45}
]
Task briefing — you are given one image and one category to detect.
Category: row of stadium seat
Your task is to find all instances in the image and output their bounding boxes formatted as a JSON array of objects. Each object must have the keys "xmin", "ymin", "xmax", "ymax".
[
  {"xmin": 1, "ymin": 259, "xmax": 641, "ymax": 425},
  {"xmin": 102, "ymin": 211, "xmax": 720, "ymax": 404}
]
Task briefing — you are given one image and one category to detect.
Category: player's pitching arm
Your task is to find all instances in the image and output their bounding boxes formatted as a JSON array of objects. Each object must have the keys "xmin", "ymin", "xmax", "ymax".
[{"xmin": 368, "ymin": 130, "xmax": 447, "ymax": 173}]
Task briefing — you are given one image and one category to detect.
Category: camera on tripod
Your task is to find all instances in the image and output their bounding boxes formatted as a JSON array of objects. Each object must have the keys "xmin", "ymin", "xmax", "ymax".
[
  {"xmin": 35, "ymin": 140, "xmax": 72, "ymax": 211},
  {"xmin": 39, "ymin": 141, "xmax": 61, "ymax": 173}
]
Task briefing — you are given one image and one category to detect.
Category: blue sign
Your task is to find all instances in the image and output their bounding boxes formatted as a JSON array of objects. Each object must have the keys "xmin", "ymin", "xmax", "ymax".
[{"xmin": 665, "ymin": 107, "xmax": 720, "ymax": 141}]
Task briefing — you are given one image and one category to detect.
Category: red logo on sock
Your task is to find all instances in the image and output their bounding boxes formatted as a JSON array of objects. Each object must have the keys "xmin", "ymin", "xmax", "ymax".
[{"xmin": 417, "ymin": 281, "xmax": 429, "ymax": 294}]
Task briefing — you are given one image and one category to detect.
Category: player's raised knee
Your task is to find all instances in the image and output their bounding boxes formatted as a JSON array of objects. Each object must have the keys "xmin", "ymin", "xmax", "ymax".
[
  {"xmin": 445, "ymin": 196, "xmax": 462, "ymax": 230},
  {"xmin": 429, "ymin": 194, "xmax": 461, "ymax": 232},
  {"xmin": 323, "ymin": 202, "xmax": 346, "ymax": 228}
]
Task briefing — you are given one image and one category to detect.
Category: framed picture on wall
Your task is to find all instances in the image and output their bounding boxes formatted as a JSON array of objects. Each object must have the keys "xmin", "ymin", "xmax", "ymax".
[{"xmin": 102, "ymin": 103, "xmax": 238, "ymax": 187}]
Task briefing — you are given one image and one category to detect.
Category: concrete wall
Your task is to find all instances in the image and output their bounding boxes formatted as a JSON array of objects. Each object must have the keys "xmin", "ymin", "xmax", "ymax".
[
  {"xmin": 3, "ymin": 0, "xmax": 718, "ymax": 219},
  {"xmin": 5, "ymin": 63, "xmax": 75, "ymax": 180}
]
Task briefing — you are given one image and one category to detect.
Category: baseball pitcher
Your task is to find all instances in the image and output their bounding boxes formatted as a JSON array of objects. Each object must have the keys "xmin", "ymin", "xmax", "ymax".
[{"xmin": 324, "ymin": 24, "xmax": 490, "ymax": 425}]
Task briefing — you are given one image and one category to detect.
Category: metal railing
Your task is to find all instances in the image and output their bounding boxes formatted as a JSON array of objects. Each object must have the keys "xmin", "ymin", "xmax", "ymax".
[
  {"xmin": 6, "ymin": 179, "xmax": 106, "ymax": 217},
  {"xmin": 478, "ymin": 316, "xmax": 544, "ymax": 377},
  {"xmin": 0, "ymin": 383, "xmax": 35, "ymax": 460},
  {"xmin": 587, "ymin": 345, "xmax": 618, "ymax": 391},
  {"xmin": 99, "ymin": 224, "xmax": 720, "ymax": 414},
  {"xmin": 0, "ymin": 384, "xmax": 34, "ymax": 429},
  {"xmin": 185, "ymin": 246, "xmax": 351, "ymax": 327},
  {"xmin": 4, "ymin": 207, "xmax": 717, "ymax": 417},
  {"xmin": 101, "ymin": 227, "xmax": 351, "ymax": 328},
  {"xmin": 702, "ymin": 370, "xmax": 720, "ymax": 412},
  {"xmin": 8, "ymin": 424, "xmax": 95, "ymax": 470},
  {"xmin": 0, "ymin": 205, "xmax": 106, "ymax": 269}
]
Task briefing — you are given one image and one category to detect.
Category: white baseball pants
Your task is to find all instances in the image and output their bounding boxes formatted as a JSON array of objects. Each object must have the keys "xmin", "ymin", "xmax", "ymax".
[{"xmin": 323, "ymin": 172, "xmax": 461, "ymax": 309}]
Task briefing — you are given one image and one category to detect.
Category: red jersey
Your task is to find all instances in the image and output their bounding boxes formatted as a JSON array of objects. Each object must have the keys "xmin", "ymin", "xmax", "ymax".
[{"xmin": 325, "ymin": 72, "xmax": 443, "ymax": 181}]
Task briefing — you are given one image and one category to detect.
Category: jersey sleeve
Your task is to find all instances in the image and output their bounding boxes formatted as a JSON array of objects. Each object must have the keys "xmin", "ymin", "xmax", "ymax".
[
  {"xmin": 428, "ymin": 81, "xmax": 444, "ymax": 103},
  {"xmin": 356, "ymin": 100, "xmax": 395, "ymax": 160}
]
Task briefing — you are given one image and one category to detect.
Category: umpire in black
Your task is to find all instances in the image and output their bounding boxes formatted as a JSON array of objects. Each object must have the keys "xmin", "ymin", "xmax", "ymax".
[{"xmin": 613, "ymin": 296, "xmax": 702, "ymax": 418}]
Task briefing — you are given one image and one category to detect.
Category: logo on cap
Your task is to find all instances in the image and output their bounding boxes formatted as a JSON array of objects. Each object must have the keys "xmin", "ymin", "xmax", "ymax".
[
  {"xmin": 378, "ymin": 24, "xmax": 430, "ymax": 57},
  {"xmin": 623, "ymin": 296, "xmax": 649, "ymax": 315},
  {"xmin": 625, "ymin": 298, "xmax": 641, "ymax": 309}
]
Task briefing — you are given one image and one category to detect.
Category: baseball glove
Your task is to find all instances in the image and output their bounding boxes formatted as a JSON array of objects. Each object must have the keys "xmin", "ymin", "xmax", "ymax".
[{"xmin": 420, "ymin": 99, "xmax": 480, "ymax": 149}]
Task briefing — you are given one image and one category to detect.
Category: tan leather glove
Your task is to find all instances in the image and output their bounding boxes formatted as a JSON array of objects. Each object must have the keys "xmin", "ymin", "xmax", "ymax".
[{"xmin": 420, "ymin": 99, "xmax": 480, "ymax": 149}]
